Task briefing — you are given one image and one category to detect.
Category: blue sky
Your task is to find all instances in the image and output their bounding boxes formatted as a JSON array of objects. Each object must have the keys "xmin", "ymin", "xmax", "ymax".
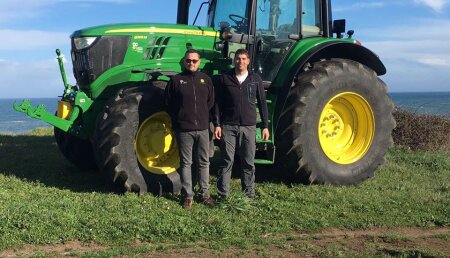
[{"xmin": 0, "ymin": 0, "xmax": 449, "ymax": 98}]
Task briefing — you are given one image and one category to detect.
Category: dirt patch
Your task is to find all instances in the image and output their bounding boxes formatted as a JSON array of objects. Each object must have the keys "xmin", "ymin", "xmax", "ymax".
[
  {"xmin": 1, "ymin": 227, "xmax": 449, "ymax": 257},
  {"xmin": 0, "ymin": 241, "xmax": 106, "ymax": 257}
]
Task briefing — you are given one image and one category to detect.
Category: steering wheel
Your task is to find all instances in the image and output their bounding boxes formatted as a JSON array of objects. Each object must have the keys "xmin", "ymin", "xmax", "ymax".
[{"xmin": 229, "ymin": 14, "xmax": 248, "ymax": 26}]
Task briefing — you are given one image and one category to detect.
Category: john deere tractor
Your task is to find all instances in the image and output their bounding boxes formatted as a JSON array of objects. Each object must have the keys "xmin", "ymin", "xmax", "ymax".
[{"xmin": 14, "ymin": 0, "xmax": 395, "ymax": 194}]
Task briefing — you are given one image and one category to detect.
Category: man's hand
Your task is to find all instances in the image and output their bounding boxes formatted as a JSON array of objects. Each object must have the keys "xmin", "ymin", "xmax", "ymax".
[
  {"xmin": 214, "ymin": 127, "xmax": 222, "ymax": 140},
  {"xmin": 262, "ymin": 128, "xmax": 270, "ymax": 140}
]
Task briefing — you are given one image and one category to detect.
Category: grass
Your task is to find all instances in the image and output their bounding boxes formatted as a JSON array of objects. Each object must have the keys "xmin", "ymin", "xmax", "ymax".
[{"xmin": 0, "ymin": 128, "xmax": 449, "ymax": 256}]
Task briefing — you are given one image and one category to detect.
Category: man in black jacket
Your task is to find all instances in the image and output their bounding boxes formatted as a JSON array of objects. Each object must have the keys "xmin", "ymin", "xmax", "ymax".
[
  {"xmin": 213, "ymin": 49, "xmax": 270, "ymax": 199},
  {"xmin": 165, "ymin": 49, "xmax": 215, "ymax": 209}
]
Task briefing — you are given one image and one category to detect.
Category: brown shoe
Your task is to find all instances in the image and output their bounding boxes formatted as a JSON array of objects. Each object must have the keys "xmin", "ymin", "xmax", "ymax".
[
  {"xmin": 201, "ymin": 196, "xmax": 215, "ymax": 207},
  {"xmin": 182, "ymin": 198, "xmax": 193, "ymax": 209}
]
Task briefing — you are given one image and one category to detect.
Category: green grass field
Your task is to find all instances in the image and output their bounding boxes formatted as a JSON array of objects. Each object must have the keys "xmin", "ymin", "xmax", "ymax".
[{"xmin": 0, "ymin": 128, "xmax": 449, "ymax": 257}]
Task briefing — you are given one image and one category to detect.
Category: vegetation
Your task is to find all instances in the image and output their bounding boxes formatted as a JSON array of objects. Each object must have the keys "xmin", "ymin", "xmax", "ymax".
[
  {"xmin": 0, "ymin": 127, "xmax": 449, "ymax": 256},
  {"xmin": 393, "ymin": 108, "xmax": 450, "ymax": 153}
]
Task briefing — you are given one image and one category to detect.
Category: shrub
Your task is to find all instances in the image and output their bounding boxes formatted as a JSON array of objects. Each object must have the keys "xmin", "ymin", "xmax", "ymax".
[{"xmin": 392, "ymin": 108, "xmax": 450, "ymax": 153}]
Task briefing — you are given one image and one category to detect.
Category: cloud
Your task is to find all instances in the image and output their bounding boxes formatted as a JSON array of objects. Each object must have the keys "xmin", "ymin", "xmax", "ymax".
[
  {"xmin": 0, "ymin": 30, "xmax": 69, "ymax": 51},
  {"xmin": 418, "ymin": 58, "xmax": 449, "ymax": 66},
  {"xmin": 0, "ymin": 58, "xmax": 75, "ymax": 98},
  {"xmin": 414, "ymin": 0, "xmax": 450, "ymax": 12},
  {"xmin": 334, "ymin": 2, "xmax": 385, "ymax": 12},
  {"xmin": 0, "ymin": 0, "xmax": 133, "ymax": 24},
  {"xmin": 360, "ymin": 19, "xmax": 450, "ymax": 91}
]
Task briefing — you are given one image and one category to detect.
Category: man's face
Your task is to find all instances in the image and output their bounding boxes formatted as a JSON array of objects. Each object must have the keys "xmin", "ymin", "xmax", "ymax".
[
  {"xmin": 183, "ymin": 52, "xmax": 200, "ymax": 73},
  {"xmin": 234, "ymin": 53, "xmax": 250, "ymax": 72}
]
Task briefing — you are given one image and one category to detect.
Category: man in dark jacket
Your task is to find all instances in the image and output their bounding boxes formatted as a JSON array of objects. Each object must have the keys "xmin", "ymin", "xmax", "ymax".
[
  {"xmin": 213, "ymin": 49, "xmax": 270, "ymax": 199},
  {"xmin": 165, "ymin": 49, "xmax": 215, "ymax": 209}
]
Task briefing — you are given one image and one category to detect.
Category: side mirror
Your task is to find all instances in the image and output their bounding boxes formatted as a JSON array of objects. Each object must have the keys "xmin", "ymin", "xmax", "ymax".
[
  {"xmin": 347, "ymin": 30, "xmax": 354, "ymax": 39},
  {"xmin": 333, "ymin": 19, "xmax": 346, "ymax": 39}
]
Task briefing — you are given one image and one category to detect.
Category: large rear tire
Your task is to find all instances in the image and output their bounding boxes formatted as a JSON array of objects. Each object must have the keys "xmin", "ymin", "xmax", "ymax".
[
  {"xmin": 276, "ymin": 59, "xmax": 395, "ymax": 184},
  {"xmin": 54, "ymin": 127, "xmax": 97, "ymax": 170},
  {"xmin": 93, "ymin": 82, "xmax": 181, "ymax": 194}
]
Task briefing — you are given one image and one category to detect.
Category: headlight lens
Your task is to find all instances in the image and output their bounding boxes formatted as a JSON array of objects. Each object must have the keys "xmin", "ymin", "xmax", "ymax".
[{"xmin": 73, "ymin": 37, "xmax": 98, "ymax": 50}]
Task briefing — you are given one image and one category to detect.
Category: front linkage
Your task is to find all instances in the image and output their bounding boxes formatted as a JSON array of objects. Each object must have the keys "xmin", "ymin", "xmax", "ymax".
[{"xmin": 13, "ymin": 49, "xmax": 93, "ymax": 136}]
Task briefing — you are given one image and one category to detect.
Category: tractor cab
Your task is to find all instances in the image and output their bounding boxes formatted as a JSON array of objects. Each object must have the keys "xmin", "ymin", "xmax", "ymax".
[{"xmin": 187, "ymin": 0, "xmax": 329, "ymax": 82}]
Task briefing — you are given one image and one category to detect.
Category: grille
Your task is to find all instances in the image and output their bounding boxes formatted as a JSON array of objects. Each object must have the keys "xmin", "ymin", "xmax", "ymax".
[
  {"xmin": 143, "ymin": 36, "xmax": 171, "ymax": 60},
  {"xmin": 71, "ymin": 36, "xmax": 130, "ymax": 89}
]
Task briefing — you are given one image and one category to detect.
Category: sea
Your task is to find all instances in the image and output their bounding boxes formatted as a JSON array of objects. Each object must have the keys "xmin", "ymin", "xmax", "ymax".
[{"xmin": 1, "ymin": 92, "xmax": 449, "ymax": 134}]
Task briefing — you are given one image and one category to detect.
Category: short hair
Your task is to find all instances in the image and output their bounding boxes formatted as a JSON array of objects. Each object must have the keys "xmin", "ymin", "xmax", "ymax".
[
  {"xmin": 184, "ymin": 49, "xmax": 200, "ymax": 58},
  {"xmin": 235, "ymin": 49, "xmax": 250, "ymax": 59}
]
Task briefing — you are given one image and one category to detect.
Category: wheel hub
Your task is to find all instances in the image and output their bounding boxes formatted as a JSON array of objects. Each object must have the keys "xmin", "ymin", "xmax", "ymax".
[
  {"xmin": 135, "ymin": 112, "xmax": 179, "ymax": 174},
  {"xmin": 318, "ymin": 92, "xmax": 375, "ymax": 164}
]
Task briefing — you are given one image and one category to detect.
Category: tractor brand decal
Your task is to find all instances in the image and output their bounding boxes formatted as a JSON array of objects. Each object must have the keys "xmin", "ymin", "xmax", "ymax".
[
  {"xmin": 134, "ymin": 35, "xmax": 148, "ymax": 39},
  {"xmin": 106, "ymin": 28, "xmax": 219, "ymax": 37},
  {"xmin": 132, "ymin": 42, "xmax": 144, "ymax": 53}
]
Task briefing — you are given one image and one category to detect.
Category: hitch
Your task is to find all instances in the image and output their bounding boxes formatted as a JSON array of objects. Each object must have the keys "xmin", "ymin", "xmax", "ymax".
[
  {"xmin": 13, "ymin": 100, "xmax": 75, "ymax": 132},
  {"xmin": 12, "ymin": 48, "xmax": 92, "ymax": 133}
]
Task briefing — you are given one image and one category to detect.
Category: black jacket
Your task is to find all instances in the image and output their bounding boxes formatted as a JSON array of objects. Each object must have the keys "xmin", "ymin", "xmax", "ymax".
[
  {"xmin": 213, "ymin": 70, "xmax": 269, "ymax": 128},
  {"xmin": 164, "ymin": 71, "xmax": 214, "ymax": 131}
]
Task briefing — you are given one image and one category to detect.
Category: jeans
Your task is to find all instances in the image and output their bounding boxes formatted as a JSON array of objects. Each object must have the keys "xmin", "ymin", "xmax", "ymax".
[
  {"xmin": 175, "ymin": 129, "xmax": 210, "ymax": 199},
  {"xmin": 216, "ymin": 125, "xmax": 256, "ymax": 197}
]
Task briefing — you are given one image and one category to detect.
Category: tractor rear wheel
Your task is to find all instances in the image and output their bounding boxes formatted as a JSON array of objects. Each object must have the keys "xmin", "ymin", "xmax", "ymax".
[
  {"xmin": 93, "ymin": 83, "xmax": 181, "ymax": 194},
  {"xmin": 54, "ymin": 127, "xmax": 97, "ymax": 170},
  {"xmin": 276, "ymin": 59, "xmax": 395, "ymax": 184}
]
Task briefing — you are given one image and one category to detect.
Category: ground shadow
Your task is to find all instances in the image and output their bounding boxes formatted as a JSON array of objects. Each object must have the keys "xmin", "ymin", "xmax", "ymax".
[
  {"xmin": 0, "ymin": 134, "xmax": 119, "ymax": 193},
  {"xmin": 0, "ymin": 134, "xmax": 295, "ymax": 195}
]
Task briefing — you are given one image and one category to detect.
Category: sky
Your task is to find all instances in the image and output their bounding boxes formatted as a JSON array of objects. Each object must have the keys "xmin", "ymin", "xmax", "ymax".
[{"xmin": 0, "ymin": 0, "xmax": 449, "ymax": 98}]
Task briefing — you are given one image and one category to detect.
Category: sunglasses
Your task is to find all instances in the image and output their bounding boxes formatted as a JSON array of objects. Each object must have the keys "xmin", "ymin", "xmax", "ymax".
[{"xmin": 185, "ymin": 59, "xmax": 199, "ymax": 64}]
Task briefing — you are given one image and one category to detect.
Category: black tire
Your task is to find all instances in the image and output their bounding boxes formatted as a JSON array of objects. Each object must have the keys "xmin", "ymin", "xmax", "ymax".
[
  {"xmin": 54, "ymin": 127, "xmax": 98, "ymax": 170},
  {"xmin": 276, "ymin": 59, "xmax": 395, "ymax": 185},
  {"xmin": 93, "ymin": 82, "xmax": 181, "ymax": 195}
]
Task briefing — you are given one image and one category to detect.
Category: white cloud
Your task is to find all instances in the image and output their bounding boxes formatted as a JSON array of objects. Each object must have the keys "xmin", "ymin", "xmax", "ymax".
[
  {"xmin": 0, "ymin": 30, "xmax": 69, "ymax": 51},
  {"xmin": 356, "ymin": 18, "xmax": 450, "ymax": 91},
  {"xmin": 0, "ymin": 0, "xmax": 133, "ymax": 24},
  {"xmin": 414, "ymin": 0, "xmax": 450, "ymax": 12},
  {"xmin": 334, "ymin": 2, "xmax": 385, "ymax": 12},
  {"xmin": 0, "ymin": 59, "xmax": 75, "ymax": 98},
  {"xmin": 418, "ymin": 58, "xmax": 449, "ymax": 66}
]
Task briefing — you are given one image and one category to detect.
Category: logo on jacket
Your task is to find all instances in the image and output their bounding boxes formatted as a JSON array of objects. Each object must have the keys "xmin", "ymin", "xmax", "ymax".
[
  {"xmin": 180, "ymin": 80, "xmax": 187, "ymax": 84},
  {"xmin": 200, "ymin": 79, "xmax": 205, "ymax": 84}
]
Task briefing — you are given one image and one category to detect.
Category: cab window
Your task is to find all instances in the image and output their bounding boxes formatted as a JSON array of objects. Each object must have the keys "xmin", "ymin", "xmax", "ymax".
[{"xmin": 302, "ymin": 0, "xmax": 321, "ymax": 36}]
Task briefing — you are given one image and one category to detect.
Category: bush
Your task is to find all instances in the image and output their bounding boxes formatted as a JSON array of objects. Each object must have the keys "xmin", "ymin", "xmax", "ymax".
[{"xmin": 392, "ymin": 108, "xmax": 450, "ymax": 153}]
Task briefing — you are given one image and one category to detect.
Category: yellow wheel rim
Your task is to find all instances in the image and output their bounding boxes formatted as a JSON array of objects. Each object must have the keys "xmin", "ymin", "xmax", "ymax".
[
  {"xmin": 318, "ymin": 92, "xmax": 375, "ymax": 164},
  {"xmin": 135, "ymin": 111, "xmax": 179, "ymax": 174}
]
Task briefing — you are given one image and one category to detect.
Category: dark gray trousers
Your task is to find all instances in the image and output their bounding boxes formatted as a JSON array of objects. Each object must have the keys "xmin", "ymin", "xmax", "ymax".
[
  {"xmin": 216, "ymin": 125, "xmax": 256, "ymax": 197},
  {"xmin": 175, "ymin": 129, "xmax": 210, "ymax": 199}
]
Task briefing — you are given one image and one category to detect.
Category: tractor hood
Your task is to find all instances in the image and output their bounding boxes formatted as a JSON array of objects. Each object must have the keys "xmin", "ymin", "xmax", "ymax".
[{"xmin": 71, "ymin": 23, "xmax": 218, "ymax": 38}]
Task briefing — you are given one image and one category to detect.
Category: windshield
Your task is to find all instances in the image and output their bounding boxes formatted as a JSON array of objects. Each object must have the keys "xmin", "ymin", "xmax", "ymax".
[
  {"xmin": 210, "ymin": 0, "xmax": 249, "ymax": 33},
  {"xmin": 256, "ymin": 0, "xmax": 297, "ymax": 36}
]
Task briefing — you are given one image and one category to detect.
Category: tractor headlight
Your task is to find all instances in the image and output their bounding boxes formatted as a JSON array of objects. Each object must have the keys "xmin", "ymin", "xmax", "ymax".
[{"xmin": 73, "ymin": 37, "xmax": 98, "ymax": 50}]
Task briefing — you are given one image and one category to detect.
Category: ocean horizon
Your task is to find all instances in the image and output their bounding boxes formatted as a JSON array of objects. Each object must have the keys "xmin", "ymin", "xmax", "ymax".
[{"xmin": 1, "ymin": 92, "xmax": 449, "ymax": 134}]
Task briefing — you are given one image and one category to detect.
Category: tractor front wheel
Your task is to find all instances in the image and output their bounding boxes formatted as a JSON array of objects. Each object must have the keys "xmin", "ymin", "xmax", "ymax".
[
  {"xmin": 276, "ymin": 59, "xmax": 395, "ymax": 184},
  {"xmin": 93, "ymin": 83, "xmax": 181, "ymax": 194},
  {"xmin": 54, "ymin": 127, "xmax": 97, "ymax": 170}
]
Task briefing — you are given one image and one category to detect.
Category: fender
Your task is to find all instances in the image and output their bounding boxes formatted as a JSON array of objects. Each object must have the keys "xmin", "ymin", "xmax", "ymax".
[{"xmin": 272, "ymin": 41, "xmax": 387, "ymax": 136}]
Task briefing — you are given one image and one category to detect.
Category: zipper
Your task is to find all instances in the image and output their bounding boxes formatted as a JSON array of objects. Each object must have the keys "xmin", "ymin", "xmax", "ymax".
[
  {"xmin": 239, "ymin": 76, "xmax": 242, "ymax": 125},
  {"xmin": 192, "ymin": 74, "xmax": 198, "ymax": 127}
]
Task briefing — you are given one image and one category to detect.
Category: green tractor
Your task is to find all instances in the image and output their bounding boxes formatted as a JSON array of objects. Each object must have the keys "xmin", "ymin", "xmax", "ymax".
[{"xmin": 14, "ymin": 0, "xmax": 395, "ymax": 194}]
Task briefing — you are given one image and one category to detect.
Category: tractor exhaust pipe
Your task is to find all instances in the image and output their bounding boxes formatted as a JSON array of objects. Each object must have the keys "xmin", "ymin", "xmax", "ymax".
[{"xmin": 177, "ymin": 0, "xmax": 191, "ymax": 25}]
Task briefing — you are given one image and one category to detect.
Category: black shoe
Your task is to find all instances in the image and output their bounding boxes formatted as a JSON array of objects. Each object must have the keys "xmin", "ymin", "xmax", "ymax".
[
  {"xmin": 182, "ymin": 198, "xmax": 193, "ymax": 209},
  {"xmin": 201, "ymin": 196, "xmax": 215, "ymax": 207}
]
